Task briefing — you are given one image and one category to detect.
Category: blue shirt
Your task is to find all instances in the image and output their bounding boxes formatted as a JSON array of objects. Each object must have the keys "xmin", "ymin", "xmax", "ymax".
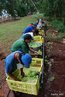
[
  {"xmin": 5, "ymin": 51, "xmax": 23, "ymax": 74},
  {"xmin": 23, "ymin": 26, "xmax": 35, "ymax": 34}
]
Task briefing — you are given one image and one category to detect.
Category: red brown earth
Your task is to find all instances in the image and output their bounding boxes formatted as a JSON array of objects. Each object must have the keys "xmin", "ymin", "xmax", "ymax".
[{"xmin": 45, "ymin": 42, "xmax": 65, "ymax": 97}]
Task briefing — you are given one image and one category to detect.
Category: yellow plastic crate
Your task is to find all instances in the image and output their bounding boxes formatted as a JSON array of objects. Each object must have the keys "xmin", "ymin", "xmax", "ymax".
[
  {"xmin": 39, "ymin": 29, "xmax": 44, "ymax": 35},
  {"xmin": 30, "ymin": 58, "xmax": 43, "ymax": 72},
  {"xmin": 34, "ymin": 35, "xmax": 44, "ymax": 43},
  {"xmin": 6, "ymin": 76, "xmax": 40, "ymax": 95},
  {"xmin": 23, "ymin": 58, "xmax": 43, "ymax": 73},
  {"xmin": 6, "ymin": 58, "xmax": 43, "ymax": 95}
]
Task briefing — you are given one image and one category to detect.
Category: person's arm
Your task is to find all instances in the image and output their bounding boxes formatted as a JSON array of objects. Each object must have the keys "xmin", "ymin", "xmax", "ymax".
[
  {"xmin": 14, "ymin": 52, "xmax": 25, "ymax": 77},
  {"xmin": 14, "ymin": 52, "xmax": 22, "ymax": 63},
  {"xmin": 20, "ymin": 68, "xmax": 25, "ymax": 77},
  {"xmin": 30, "ymin": 48, "xmax": 38, "ymax": 54}
]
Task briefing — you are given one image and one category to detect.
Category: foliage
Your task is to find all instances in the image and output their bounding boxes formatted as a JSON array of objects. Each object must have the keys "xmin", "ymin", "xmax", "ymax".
[
  {"xmin": 44, "ymin": 0, "xmax": 65, "ymax": 20},
  {"xmin": 51, "ymin": 19, "xmax": 65, "ymax": 33},
  {"xmin": 0, "ymin": 0, "xmax": 65, "ymax": 20},
  {"xmin": 15, "ymin": 0, "xmax": 27, "ymax": 17},
  {"xmin": 0, "ymin": 0, "xmax": 36, "ymax": 17},
  {"xmin": 5, "ymin": 0, "xmax": 17, "ymax": 17},
  {"xmin": 32, "ymin": 12, "xmax": 44, "ymax": 19},
  {"xmin": 0, "ymin": 0, "xmax": 6, "ymax": 15}
]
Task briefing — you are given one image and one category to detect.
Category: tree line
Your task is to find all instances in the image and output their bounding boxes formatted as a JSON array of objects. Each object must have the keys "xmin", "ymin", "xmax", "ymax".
[{"xmin": 0, "ymin": 0, "xmax": 65, "ymax": 20}]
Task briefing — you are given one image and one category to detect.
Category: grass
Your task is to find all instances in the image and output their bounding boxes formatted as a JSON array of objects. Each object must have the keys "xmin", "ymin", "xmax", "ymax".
[{"xmin": 0, "ymin": 16, "xmax": 36, "ymax": 52}]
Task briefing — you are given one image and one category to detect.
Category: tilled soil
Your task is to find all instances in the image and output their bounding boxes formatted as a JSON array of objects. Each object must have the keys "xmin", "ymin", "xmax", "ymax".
[{"xmin": 45, "ymin": 42, "xmax": 65, "ymax": 97}]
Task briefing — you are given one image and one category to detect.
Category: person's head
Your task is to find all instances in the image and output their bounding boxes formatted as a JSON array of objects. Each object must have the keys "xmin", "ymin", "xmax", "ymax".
[
  {"xmin": 24, "ymin": 34, "xmax": 33, "ymax": 43},
  {"xmin": 29, "ymin": 23, "xmax": 34, "ymax": 26},
  {"xmin": 21, "ymin": 54, "xmax": 32, "ymax": 68}
]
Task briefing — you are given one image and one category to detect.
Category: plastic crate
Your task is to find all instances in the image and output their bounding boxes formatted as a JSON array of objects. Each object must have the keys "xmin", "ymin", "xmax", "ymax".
[
  {"xmin": 39, "ymin": 29, "xmax": 44, "ymax": 35},
  {"xmin": 23, "ymin": 58, "xmax": 43, "ymax": 73},
  {"xmin": 30, "ymin": 58, "xmax": 43, "ymax": 72},
  {"xmin": 6, "ymin": 75, "xmax": 40, "ymax": 95},
  {"xmin": 34, "ymin": 35, "xmax": 44, "ymax": 43},
  {"xmin": 6, "ymin": 58, "xmax": 43, "ymax": 95}
]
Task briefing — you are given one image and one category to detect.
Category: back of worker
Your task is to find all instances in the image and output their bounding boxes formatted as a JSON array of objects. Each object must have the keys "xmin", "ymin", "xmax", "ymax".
[
  {"xmin": 23, "ymin": 25, "xmax": 35, "ymax": 34},
  {"xmin": 11, "ymin": 34, "xmax": 33, "ymax": 53},
  {"xmin": 11, "ymin": 39, "xmax": 29, "ymax": 53},
  {"xmin": 5, "ymin": 51, "xmax": 32, "ymax": 80},
  {"xmin": 5, "ymin": 51, "xmax": 22, "ymax": 74}
]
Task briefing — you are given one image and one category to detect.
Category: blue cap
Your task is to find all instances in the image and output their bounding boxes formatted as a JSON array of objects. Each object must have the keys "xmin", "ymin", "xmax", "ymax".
[{"xmin": 21, "ymin": 54, "xmax": 32, "ymax": 68}]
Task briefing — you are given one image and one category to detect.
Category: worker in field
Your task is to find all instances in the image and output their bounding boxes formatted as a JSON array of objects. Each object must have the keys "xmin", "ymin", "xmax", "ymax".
[
  {"xmin": 23, "ymin": 24, "xmax": 35, "ymax": 34},
  {"xmin": 36, "ymin": 19, "xmax": 43, "ymax": 29},
  {"xmin": 5, "ymin": 51, "xmax": 32, "ymax": 80},
  {"xmin": 11, "ymin": 34, "xmax": 37, "ymax": 54},
  {"xmin": 23, "ymin": 23, "xmax": 39, "ymax": 35},
  {"xmin": 28, "ymin": 23, "xmax": 34, "ymax": 26},
  {"xmin": 20, "ymin": 23, "xmax": 35, "ymax": 39},
  {"xmin": 34, "ymin": 18, "xmax": 47, "ymax": 36},
  {"xmin": 20, "ymin": 32, "xmax": 34, "ymax": 39},
  {"xmin": 34, "ymin": 18, "xmax": 46, "ymax": 29}
]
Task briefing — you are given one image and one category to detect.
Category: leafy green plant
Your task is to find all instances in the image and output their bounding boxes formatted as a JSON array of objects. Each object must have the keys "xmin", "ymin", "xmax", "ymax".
[{"xmin": 51, "ymin": 19, "xmax": 65, "ymax": 33}]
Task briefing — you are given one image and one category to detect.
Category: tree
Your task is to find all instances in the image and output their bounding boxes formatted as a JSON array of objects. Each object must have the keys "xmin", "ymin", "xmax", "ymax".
[
  {"xmin": 5, "ymin": 0, "xmax": 17, "ymax": 17},
  {"xmin": 15, "ymin": 0, "xmax": 27, "ymax": 17},
  {"xmin": 44, "ymin": 0, "xmax": 65, "ymax": 19},
  {"xmin": 0, "ymin": 0, "xmax": 6, "ymax": 15}
]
